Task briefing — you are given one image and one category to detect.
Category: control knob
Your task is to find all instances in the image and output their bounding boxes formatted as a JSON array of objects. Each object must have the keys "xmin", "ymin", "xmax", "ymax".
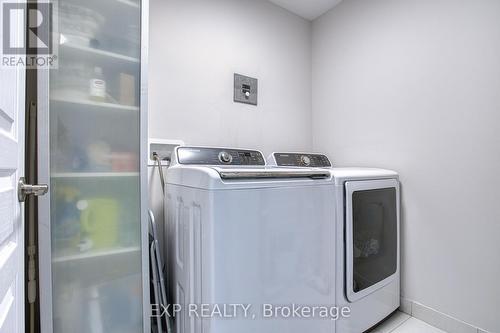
[{"xmin": 219, "ymin": 151, "xmax": 233, "ymax": 164}]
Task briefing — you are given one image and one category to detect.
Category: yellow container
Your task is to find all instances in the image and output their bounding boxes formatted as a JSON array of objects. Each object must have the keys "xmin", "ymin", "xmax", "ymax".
[{"xmin": 80, "ymin": 198, "xmax": 119, "ymax": 249}]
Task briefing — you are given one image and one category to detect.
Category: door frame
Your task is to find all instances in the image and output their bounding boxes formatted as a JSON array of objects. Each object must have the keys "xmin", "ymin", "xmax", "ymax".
[
  {"xmin": 139, "ymin": 0, "xmax": 151, "ymax": 330},
  {"xmin": 345, "ymin": 178, "xmax": 400, "ymax": 303},
  {"xmin": 0, "ymin": 0, "xmax": 26, "ymax": 330}
]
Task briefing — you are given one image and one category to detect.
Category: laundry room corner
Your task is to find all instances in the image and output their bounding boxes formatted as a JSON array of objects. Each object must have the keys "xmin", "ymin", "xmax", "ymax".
[{"xmin": 311, "ymin": 1, "xmax": 500, "ymax": 332}]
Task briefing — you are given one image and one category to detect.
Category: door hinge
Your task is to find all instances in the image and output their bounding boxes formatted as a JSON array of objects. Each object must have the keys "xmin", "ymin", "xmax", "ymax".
[
  {"xmin": 27, "ymin": 245, "xmax": 37, "ymax": 304},
  {"xmin": 27, "ymin": 260, "xmax": 37, "ymax": 304}
]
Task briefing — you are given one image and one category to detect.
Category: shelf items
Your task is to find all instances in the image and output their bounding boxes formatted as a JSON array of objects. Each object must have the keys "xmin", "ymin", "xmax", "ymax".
[{"xmin": 46, "ymin": 0, "xmax": 145, "ymax": 330}]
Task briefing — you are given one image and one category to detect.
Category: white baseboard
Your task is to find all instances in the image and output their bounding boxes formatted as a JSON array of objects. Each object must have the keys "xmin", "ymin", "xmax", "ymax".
[{"xmin": 399, "ymin": 297, "xmax": 490, "ymax": 333}]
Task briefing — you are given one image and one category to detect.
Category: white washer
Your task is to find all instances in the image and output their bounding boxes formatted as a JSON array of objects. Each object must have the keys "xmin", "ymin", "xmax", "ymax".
[
  {"xmin": 268, "ymin": 153, "xmax": 400, "ymax": 333},
  {"xmin": 165, "ymin": 147, "xmax": 336, "ymax": 333}
]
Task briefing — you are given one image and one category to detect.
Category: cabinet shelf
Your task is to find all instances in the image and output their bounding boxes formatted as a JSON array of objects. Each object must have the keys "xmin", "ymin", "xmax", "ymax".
[
  {"xmin": 59, "ymin": 42, "xmax": 140, "ymax": 64},
  {"xmin": 53, "ymin": 246, "xmax": 140, "ymax": 264},
  {"xmin": 51, "ymin": 96, "xmax": 139, "ymax": 112},
  {"xmin": 65, "ymin": 0, "xmax": 140, "ymax": 13},
  {"xmin": 115, "ymin": 0, "xmax": 140, "ymax": 9},
  {"xmin": 52, "ymin": 172, "xmax": 139, "ymax": 179}
]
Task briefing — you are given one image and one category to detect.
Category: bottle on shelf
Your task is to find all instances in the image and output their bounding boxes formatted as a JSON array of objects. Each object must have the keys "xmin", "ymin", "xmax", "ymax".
[{"xmin": 89, "ymin": 66, "xmax": 106, "ymax": 102}]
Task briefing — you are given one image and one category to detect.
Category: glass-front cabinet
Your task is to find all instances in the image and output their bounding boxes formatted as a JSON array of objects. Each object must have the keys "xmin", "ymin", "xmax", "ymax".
[
  {"xmin": 38, "ymin": 0, "xmax": 148, "ymax": 332},
  {"xmin": 345, "ymin": 179, "xmax": 400, "ymax": 303}
]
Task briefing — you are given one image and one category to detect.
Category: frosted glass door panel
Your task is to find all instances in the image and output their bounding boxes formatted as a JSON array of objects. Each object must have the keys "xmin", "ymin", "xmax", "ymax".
[{"xmin": 49, "ymin": 0, "xmax": 143, "ymax": 331}]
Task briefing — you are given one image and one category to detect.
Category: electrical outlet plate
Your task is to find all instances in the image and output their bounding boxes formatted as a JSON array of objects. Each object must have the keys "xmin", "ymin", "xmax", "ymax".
[
  {"xmin": 234, "ymin": 73, "xmax": 258, "ymax": 106},
  {"xmin": 148, "ymin": 139, "xmax": 184, "ymax": 165}
]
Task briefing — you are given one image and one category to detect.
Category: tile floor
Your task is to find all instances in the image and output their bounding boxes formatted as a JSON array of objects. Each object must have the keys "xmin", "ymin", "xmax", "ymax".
[{"xmin": 369, "ymin": 311, "xmax": 446, "ymax": 333}]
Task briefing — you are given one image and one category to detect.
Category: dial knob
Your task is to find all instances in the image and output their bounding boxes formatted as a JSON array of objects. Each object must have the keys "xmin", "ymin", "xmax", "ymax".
[
  {"xmin": 301, "ymin": 155, "xmax": 311, "ymax": 166},
  {"xmin": 219, "ymin": 151, "xmax": 233, "ymax": 164}
]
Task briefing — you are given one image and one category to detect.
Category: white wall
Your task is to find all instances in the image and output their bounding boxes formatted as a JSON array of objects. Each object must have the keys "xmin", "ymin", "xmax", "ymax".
[
  {"xmin": 149, "ymin": 0, "xmax": 313, "ymax": 155},
  {"xmin": 312, "ymin": 1, "xmax": 500, "ymax": 332},
  {"xmin": 148, "ymin": 0, "xmax": 313, "ymax": 267}
]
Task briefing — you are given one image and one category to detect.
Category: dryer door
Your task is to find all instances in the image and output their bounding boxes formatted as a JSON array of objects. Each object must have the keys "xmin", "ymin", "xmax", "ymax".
[{"xmin": 345, "ymin": 179, "xmax": 400, "ymax": 303}]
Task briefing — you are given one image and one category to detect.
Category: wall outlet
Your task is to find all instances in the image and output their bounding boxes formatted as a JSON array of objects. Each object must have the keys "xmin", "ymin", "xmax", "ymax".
[{"xmin": 234, "ymin": 73, "xmax": 258, "ymax": 106}]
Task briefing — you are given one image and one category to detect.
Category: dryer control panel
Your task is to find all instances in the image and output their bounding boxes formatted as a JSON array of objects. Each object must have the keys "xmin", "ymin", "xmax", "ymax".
[
  {"xmin": 273, "ymin": 153, "xmax": 332, "ymax": 168},
  {"xmin": 177, "ymin": 147, "xmax": 266, "ymax": 166}
]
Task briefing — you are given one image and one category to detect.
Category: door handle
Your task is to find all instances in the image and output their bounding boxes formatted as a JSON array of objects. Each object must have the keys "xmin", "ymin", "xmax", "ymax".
[{"xmin": 18, "ymin": 177, "xmax": 49, "ymax": 202}]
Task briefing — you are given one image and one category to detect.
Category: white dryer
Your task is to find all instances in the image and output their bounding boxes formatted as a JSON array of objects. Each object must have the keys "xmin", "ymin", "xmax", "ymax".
[
  {"xmin": 268, "ymin": 153, "xmax": 401, "ymax": 333},
  {"xmin": 165, "ymin": 147, "xmax": 336, "ymax": 333}
]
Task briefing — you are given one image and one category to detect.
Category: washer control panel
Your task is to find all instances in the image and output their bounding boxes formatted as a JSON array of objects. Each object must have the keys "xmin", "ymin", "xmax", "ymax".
[
  {"xmin": 273, "ymin": 153, "xmax": 331, "ymax": 168},
  {"xmin": 177, "ymin": 147, "xmax": 265, "ymax": 166}
]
